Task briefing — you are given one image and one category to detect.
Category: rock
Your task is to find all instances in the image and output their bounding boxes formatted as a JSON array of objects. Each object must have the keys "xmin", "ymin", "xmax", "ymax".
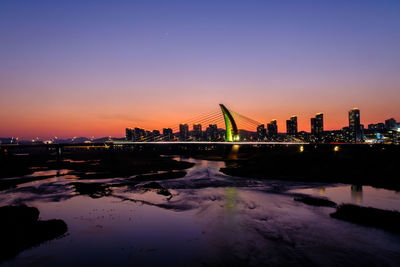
[
  {"xmin": 139, "ymin": 182, "xmax": 172, "ymax": 196},
  {"xmin": 0, "ymin": 205, "xmax": 67, "ymax": 263},
  {"xmin": 69, "ymin": 182, "xmax": 112, "ymax": 198}
]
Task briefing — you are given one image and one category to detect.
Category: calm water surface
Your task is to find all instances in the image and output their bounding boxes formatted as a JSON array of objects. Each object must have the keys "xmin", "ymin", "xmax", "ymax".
[
  {"xmin": 291, "ymin": 185, "xmax": 400, "ymax": 211},
  {"xmin": 1, "ymin": 157, "xmax": 400, "ymax": 266}
]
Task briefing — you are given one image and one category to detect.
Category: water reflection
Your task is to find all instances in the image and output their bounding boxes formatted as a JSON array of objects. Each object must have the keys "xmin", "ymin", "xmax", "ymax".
[
  {"xmin": 228, "ymin": 145, "xmax": 240, "ymax": 160},
  {"xmin": 292, "ymin": 185, "xmax": 399, "ymax": 211},
  {"xmin": 351, "ymin": 185, "xmax": 363, "ymax": 204},
  {"xmin": 314, "ymin": 188, "xmax": 326, "ymax": 196},
  {"xmin": 2, "ymin": 157, "xmax": 400, "ymax": 266},
  {"xmin": 225, "ymin": 187, "xmax": 238, "ymax": 212}
]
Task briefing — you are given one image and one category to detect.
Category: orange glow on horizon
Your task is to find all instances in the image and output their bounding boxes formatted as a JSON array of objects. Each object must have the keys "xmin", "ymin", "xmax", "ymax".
[{"xmin": 1, "ymin": 101, "xmax": 398, "ymax": 139}]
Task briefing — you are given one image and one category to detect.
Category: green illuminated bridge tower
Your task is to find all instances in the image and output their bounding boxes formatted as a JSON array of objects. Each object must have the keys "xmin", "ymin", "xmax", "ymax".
[{"xmin": 220, "ymin": 104, "xmax": 239, "ymax": 142}]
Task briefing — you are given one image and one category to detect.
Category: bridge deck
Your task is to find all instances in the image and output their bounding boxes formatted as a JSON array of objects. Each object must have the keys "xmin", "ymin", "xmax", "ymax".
[{"xmin": 110, "ymin": 141, "xmax": 308, "ymax": 145}]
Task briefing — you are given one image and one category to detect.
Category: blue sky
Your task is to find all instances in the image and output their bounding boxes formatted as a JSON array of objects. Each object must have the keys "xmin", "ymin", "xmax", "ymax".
[{"xmin": 1, "ymin": 0, "xmax": 399, "ymax": 137}]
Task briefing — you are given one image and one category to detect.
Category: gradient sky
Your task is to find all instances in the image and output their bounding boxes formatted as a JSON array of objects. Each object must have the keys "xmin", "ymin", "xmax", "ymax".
[{"xmin": 1, "ymin": 0, "xmax": 400, "ymax": 139}]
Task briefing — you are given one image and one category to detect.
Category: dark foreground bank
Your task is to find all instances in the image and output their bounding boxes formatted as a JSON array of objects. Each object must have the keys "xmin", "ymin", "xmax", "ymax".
[
  {"xmin": 219, "ymin": 144, "xmax": 400, "ymax": 191},
  {"xmin": 1, "ymin": 143, "xmax": 399, "ymax": 190},
  {"xmin": 0, "ymin": 145, "xmax": 399, "ymax": 266},
  {"xmin": 0, "ymin": 205, "xmax": 67, "ymax": 263}
]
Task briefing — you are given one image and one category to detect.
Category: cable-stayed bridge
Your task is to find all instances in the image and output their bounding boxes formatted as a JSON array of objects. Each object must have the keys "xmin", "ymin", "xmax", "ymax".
[
  {"xmin": 112, "ymin": 141, "xmax": 307, "ymax": 145},
  {"xmin": 0, "ymin": 104, "xmax": 308, "ymax": 158},
  {"xmin": 126, "ymin": 104, "xmax": 304, "ymax": 143}
]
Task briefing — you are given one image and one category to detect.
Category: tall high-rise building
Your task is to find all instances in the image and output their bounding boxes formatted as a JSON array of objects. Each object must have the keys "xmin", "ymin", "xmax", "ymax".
[
  {"xmin": 267, "ymin": 120, "xmax": 278, "ymax": 139},
  {"xmin": 311, "ymin": 118, "xmax": 316, "ymax": 136},
  {"xmin": 125, "ymin": 128, "xmax": 133, "ymax": 141},
  {"xmin": 385, "ymin": 118, "xmax": 397, "ymax": 130},
  {"xmin": 163, "ymin": 128, "xmax": 173, "ymax": 141},
  {"xmin": 179, "ymin": 124, "xmax": 189, "ymax": 140},
  {"xmin": 145, "ymin": 130, "xmax": 152, "ymax": 139},
  {"xmin": 133, "ymin": 127, "xmax": 145, "ymax": 141},
  {"xmin": 257, "ymin": 124, "xmax": 266, "ymax": 140},
  {"xmin": 315, "ymin": 113, "xmax": 323, "ymax": 136},
  {"xmin": 349, "ymin": 108, "xmax": 362, "ymax": 142},
  {"xmin": 193, "ymin": 124, "xmax": 202, "ymax": 140},
  {"xmin": 311, "ymin": 113, "xmax": 323, "ymax": 140},
  {"xmin": 206, "ymin": 124, "xmax": 218, "ymax": 141},
  {"xmin": 286, "ymin": 116, "xmax": 298, "ymax": 135},
  {"xmin": 152, "ymin": 130, "xmax": 160, "ymax": 141}
]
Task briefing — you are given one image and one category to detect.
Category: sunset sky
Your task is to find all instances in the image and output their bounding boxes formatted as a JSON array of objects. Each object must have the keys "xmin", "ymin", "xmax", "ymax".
[{"xmin": 1, "ymin": 0, "xmax": 399, "ymax": 139}]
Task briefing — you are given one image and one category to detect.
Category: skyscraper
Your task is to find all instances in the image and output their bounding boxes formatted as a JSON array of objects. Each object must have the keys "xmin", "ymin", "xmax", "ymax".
[
  {"xmin": 163, "ymin": 128, "xmax": 173, "ymax": 141},
  {"xmin": 311, "ymin": 113, "xmax": 323, "ymax": 140},
  {"xmin": 315, "ymin": 113, "xmax": 323, "ymax": 136},
  {"xmin": 349, "ymin": 108, "xmax": 362, "ymax": 142},
  {"xmin": 206, "ymin": 124, "xmax": 218, "ymax": 141},
  {"xmin": 152, "ymin": 130, "xmax": 160, "ymax": 141},
  {"xmin": 133, "ymin": 127, "xmax": 145, "ymax": 141},
  {"xmin": 286, "ymin": 116, "xmax": 298, "ymax": 135},
  {"xmin": 311, "ymin": 118, "xmax": 316, "ymax": 136},
  {"xmin": 193, "ymin": 124, "xmax": 202, "ymax": 140},
  {"xmin": 257, "ymin": 124, "xmax": 266, "ymax": 140},
  {"xmin": 267, "ymin": 120, "xmax": 278, "ymax": 139},
  {"xmin": 125, "ymin": 128, "xmax": 133, "ymax": 141},
  {"xmin": 385, "ymin": 118, "xmax": 397, "ymax": 130},
  {"xmin": 179, "ymin": 124, "xmax": 189, "ymax": 140}
]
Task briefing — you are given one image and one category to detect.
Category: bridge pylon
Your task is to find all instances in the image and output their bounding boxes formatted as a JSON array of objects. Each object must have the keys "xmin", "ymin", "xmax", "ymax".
[{"xmin": 219, "ymin": 104, "xmax": 239, "ymax": 142}]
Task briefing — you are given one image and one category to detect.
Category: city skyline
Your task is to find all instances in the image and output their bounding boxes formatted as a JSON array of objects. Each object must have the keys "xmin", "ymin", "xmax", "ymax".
[
  {"xmin": 122, "ymin": 106, "xmax": 399, "ymax": 144},
  {"xmin": 1, "ymin": 105, "xmax": 399, "ymax": 140},
  {"xmin": 128, "ymin": 108, "xmax": 400, "ymax": 134},
  {"xmin": 1, "ymin": 1, "xmax": 400, "ymax": 138}
]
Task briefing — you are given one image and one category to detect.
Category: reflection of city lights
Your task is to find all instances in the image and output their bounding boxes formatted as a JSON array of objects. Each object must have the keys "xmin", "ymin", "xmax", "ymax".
[
  {"xmin": 229, "ymin": 145, "xmax": 240, "ymax": 159},
  {"xmin": 318, "ymin": 188, "xmax": 326, "ymax": 196},
  {"xmin": 351, "ymin": 185, "xmax": 363, "ymax": 204},
  {"xmin": 334, "ymin": 146, "xmax": 339, "ymax": 152},
  {"xmin": 299, "ymin": 145, "xmax": 304, "ymax": 152},
  {"xmin": 225, "ymin": 187, "xmax": 238, "ymax": 211}
]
